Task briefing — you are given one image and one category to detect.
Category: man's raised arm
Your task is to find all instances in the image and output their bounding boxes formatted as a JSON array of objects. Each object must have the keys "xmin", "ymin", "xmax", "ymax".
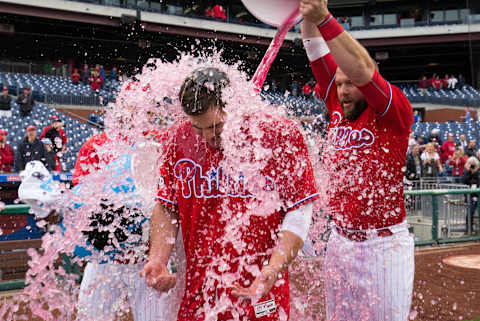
[
  {"xmin": 301, "ymin": 21, "xmax": 337, "ymax": 101},
  {"xmin": 300, "ymin": 0, "xmax": 375, "ymax": 86},
  {"xmin": 300, "ymin": 0, "xmax": 413, "ymax": 129}
]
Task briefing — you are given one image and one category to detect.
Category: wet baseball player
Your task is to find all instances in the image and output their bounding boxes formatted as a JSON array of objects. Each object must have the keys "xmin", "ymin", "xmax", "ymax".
[
  {"xmin": 300, "ymin": 0, "xmax": 414, "ymax": 320},
  {"xmin": 140, "ymin": 67, "xmax": 319, "ymax": 320}
]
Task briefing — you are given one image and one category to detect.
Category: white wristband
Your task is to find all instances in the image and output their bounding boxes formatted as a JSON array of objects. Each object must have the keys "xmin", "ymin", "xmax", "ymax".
[
  {"xmin": 281, "ymin": 203, "xmax": 313, "ymax": 242},
  {"xmin": 303, "ymin": 37, "xmax": 330, "ymax": 62}
]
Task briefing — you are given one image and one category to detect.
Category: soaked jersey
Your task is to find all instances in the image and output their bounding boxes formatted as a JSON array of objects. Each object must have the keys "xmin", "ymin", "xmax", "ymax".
[
  {"xmin": 156, "ymin": 117, "xmax": 318, "ymax": 321},
  {"xmin": 72, "ymin": 132, "xmax": 109, "ymax": 186},
  {"xmin": 311, "ymin": 53, "xmax": 413, "ymax": 230}
]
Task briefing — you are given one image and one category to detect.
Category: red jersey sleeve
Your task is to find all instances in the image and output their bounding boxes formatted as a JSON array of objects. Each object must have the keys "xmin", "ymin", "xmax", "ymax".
[
  {"xmin": 2, "ymin": 145, "xmax": 14, "ymax": 164},
  {"xmin": 155, "ymin": 143, "xmax": 177, "ymax": 207},
  {"xmin": 310, "ymin": 53, "xmax": 337, "ymax": 108},
  {"xmin": 271, "ymin": 122, "xmax": 319, "ymax": 213},
  {"xmin": 40, "ymin": 126, "xmax": 50, "ymax": 140},
  {"xmin": 72, "ymin": 133, "xmax": 107, "ymax": 185},
  {"xmin": 73, "ymin": 140, "xmax": 95, "ymax": 185},
  {"xmin": 357, "ymin": 70, "xmax": 413, "ymax": 133}
]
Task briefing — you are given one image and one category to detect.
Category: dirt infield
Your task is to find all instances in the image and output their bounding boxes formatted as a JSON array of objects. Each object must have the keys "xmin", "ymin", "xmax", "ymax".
[
  {"xmin": 411, "ymin": 243, "xmax": 480, "ymax": 321},
  {"xmin": 2, "ymin": 242, "xmax": 480, "ymax": 321}
]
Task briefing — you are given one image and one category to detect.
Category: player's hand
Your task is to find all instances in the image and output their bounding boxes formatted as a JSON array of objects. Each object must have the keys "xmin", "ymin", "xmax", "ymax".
[
  {"xmin": 300, "ymin": 0, "xmax": 329, "ymax": 25},
  {"xmin": 139, "ymin": 259, "xmax": 176, "ymax": 292},
  {"xmin": 231, "ymin": 266, "xmax": 278, "ymax": 299}
]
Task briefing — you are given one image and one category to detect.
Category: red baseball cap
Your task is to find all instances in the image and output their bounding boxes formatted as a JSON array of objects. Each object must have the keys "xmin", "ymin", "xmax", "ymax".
[
  {"xmin": 0, "ymin": 129, "xmax": 7, "ymax": 136},
  {"xmin": 2, "ymin": 86, "xmax": 7, "ymax": 91},
  {"xmin": 26, "ymin": 125, "xmax": 36, "ymax": 131},
  {"xmin": 50, "ymin": 115, "xmax": 59, "ymax": 120}
]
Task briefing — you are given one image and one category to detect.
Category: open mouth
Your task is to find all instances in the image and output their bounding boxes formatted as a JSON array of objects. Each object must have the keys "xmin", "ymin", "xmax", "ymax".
[{"xmin": 342, "ymin": 100, "xmax": 353, "ymax": 108}]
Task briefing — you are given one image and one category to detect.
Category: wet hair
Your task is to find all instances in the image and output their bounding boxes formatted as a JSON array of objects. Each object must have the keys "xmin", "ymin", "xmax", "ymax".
[{"xmin": 179, "ymin": 67, "xmax": 230, "ymax": 116}]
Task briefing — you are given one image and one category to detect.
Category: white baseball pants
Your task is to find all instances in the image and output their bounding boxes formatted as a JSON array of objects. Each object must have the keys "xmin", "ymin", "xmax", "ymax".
[
  {"xmin": 77, "ymin": 262, "xmax": 178, "ymax": 321},
  {"xmin": 325, "ymin": 222, "xmax": 414, "ymax": 321}
]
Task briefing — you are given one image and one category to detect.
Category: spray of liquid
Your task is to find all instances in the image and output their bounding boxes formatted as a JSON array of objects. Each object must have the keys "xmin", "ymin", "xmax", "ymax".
[{"xmin": 0, "ymin": 52, "xmax": 333, "ymax": 321}]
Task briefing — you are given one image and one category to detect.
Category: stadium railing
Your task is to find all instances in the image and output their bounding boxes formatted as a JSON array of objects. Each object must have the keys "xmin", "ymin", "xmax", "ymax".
[
  {"xmin": 405, "ymin": 186, "xmax": 480, "ymax": 246},
  {"xmin": 68, "ymin": 0, "xmax": 479, "ymax": 32},
  {"xmin": 44, "ymin": 93, "xmax": 103, "ymax": 106}
]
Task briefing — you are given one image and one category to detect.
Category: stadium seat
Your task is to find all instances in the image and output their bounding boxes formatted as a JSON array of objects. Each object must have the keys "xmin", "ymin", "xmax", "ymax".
[{"xmin": 2, "ymin": 101, "xmax": 98, "ymax": 172}]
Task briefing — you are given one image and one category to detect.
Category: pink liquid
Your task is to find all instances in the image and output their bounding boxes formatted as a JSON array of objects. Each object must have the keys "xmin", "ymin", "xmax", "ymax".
[{"xmin": 252, "ymin": 9, "xmax": 301, "ymax": 90}]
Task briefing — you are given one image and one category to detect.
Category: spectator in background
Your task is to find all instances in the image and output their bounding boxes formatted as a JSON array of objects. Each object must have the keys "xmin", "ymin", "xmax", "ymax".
[
  {"xmin": 440, "ymin": 133, "xmax": 456, "ymax": 163},
  {"xmin": 417, "ymin": 76, "xmax": 428, "ymax": 93},
  {"xmin": 416, "ymin": 135, "xmax": 426, "ymax": 146},
  {"xmin": 16, "ymin": 86, "xmax": 35, "ymax": 117},
  {"xmin": 54, "ymin": 60, "xmax": 64, "ymax": 77},
  {"xmin": 40, "ymin": 116, "xmax": 67, "ymax": 170},
  {"xmin": 89, "ymin": 70, "xmax": 104, "ymax": 92},
  {"xmin": 466, "ymin": 139, "xmax": 477, "ymax": 157},
  {"xmin": 71, "ymin": 68, "xmax": 81, "ymax": 85},
  {"xmin": 0, "ymin": 129, "xmax": 14, "ymax": 173},
  {"xmin": 428, "ymin": 73, "xmax": 437, "ymax": 88},
  {"xmin": 405, "ymin": 144, "xmax": 422, "ymax": 181},
  {"xmin": 67, "ymin": 59, "xmax": 75, "ymax": 76},
  {"xmin": 458, "ymin": 74, "xmax": 465, "ymax": 89},
  {"xmin": 291, "ymin": 80, "xmax": 299, "ymax": 96},
  {"xmin": 82, "ymin": 64, "xmax": 90, "ymax": 86},
  {"xmin": 448, "ymin": 147, "xmax": 467, "ymax": 182},
  {"xmin": 0, "ymin": 86, "xmax": 12, "ymax": 117},
  {"xmin": 408, "ymin": 133, "xmax": 417, "ymax": 152},
  {"xmin": 431, "ymin": 75, "xmax": 442, "ymax": 90},
  {"xmin": 428, "ymin": 128, "xmax": 442, "ymax": 145},
  {"xmin": 413, "ymin": 110, "xmax": 422, "ymax": 123},
  {"xmin": 421, "ymin": 142, "xmax": 443, "ymax": 179},
  {"xmin": 302, "ymin": 80, "xmax": 312, "ymax": 99},
  {"xmin": 205, "ymin": 6, "xmax": 213, "ymax": 18},
  {"xmin": 448, "ymin": 75, "xmax": 458, "ymax": 90},
  {"xmin": 212, "ymin": 4, "xmax": 227, "ymax": 20},
  {"xmin": 459, "ymin": 134, "xmax": 468, "ymax": 150},
  {"xmin": 461, "ymin": 156, "xmax": 480, "ymax": 234},
  {"xmin": 109, "ymin": 67, "xmax": 118, "ymax": 81},
  {"xmin": 14, "ymin": 125, "xmax": 47, "ymax": 172},
  {"xmin": 41, "ymin": 138, "xmax": 58, "ymax": 172},
  {"xmin": 463, "ymin": 107, "xmax": 472, "ymax": 123},
  {"xmin": 99, "ymin": 66, "xmax": 107, "ymax": 89},
  {"xmin": 441, "ymin": 74, "xmax": 449, "ymax": 89}
]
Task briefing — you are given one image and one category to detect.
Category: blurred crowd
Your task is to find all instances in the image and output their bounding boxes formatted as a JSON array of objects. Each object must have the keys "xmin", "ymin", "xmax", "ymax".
[
  {"xmin": 417, "ymin": 73, "xmax": 467, "ymax": 92},
  {"xmin": 0, "ymin": 115, "xmax": 67, "ymax": 174},
  {"xmin": 405, "ymin": 129, "xmax": 479, "ymax": 183},
  {"xmin": 71, "ymin": 64, "xmax": 119, "ymax": 92}
]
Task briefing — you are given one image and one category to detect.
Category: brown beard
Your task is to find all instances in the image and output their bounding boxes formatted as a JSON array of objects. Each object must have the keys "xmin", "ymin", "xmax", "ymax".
[{"xmin": 342, "ymin": 99, "xmax": 368, "ymax": 121}]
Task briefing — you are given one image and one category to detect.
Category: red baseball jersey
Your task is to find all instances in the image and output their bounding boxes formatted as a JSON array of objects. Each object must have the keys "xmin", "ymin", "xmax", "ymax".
[
  {"xmin": 156, "ymin": 117, "xmax": 319, "ymax": 321},
  {"xmin": 72, "ymin": 132, "xmax": 109, "ymax": 185},
  {"xmin": 311, "ymin": 53, "xmax": 413, "ymax": 230}
]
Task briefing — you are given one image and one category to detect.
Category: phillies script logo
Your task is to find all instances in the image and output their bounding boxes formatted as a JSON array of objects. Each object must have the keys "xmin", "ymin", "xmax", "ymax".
[
  {"xmin": 329, "ymin": 111, "xmax": 375, "ymax": 150},
  {"xmin": 173, "ymin": 158, "xmax": 275, "ymax": 199}
]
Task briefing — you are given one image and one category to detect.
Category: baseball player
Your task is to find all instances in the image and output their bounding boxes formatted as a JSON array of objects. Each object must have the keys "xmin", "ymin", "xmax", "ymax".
[
  {"xmin": 140, "ymin": 67, "xmax": 319, "ymax": 321},
  {"xmin": 300, "ymin": 0, "xmax": 414, "ymax": 320},
  {"xmin": 73, "ymin": 132, "xmax": 185, "ymax": 321}
]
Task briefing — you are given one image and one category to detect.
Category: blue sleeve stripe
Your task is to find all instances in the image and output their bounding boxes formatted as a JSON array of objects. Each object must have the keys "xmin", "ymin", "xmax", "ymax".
[
  {"xmin": 155, "ymin": 196, "xmax": 176, "ymax": 206},
  {"xmin": 379, "ymin": 82, "xmax": 393, "ymax": 118},
  {"xmin": 286, "ymin": 193, "xmax": 320, "ymax": 211},
  {"xmin": 324, "ymin": 73, "xmax": 336, "ymax": 101}
]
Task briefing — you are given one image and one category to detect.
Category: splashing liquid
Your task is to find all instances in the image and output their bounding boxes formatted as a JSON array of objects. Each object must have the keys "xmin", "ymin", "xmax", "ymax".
[
  {"xmin": 252, "ymin": 9, "xmax": 301, "ymax": 90},
  {"xmin": 1, "ymin": 53, "xmax": 331, "ymax": 321}
]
